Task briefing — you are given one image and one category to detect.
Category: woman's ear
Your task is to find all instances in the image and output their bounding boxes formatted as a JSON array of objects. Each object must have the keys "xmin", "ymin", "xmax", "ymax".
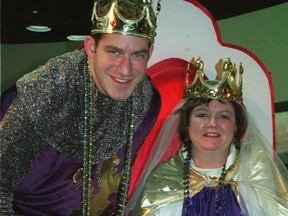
[{"xmin": 84, "ymin": 36, "xmax": 96, "ymax": 58}]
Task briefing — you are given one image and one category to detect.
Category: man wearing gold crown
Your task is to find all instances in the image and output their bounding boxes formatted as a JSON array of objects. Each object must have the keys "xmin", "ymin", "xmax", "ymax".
[
  {"xmin": 0, "ymin": 0, "xmax": 161, "ymax": 215},
  {"xmin": 129, "ymin": 58, "xmax": 288, "ymax": 215}
]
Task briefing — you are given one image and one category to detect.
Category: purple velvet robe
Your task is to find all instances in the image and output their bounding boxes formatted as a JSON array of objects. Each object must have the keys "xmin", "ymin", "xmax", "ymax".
[
  {"xmin": 11, "ymin": 90, "xmax": 160, "ymax": 215},
  {"xmin": 182, "ymin": 185, "xmax": 248, "ymax": 216}
]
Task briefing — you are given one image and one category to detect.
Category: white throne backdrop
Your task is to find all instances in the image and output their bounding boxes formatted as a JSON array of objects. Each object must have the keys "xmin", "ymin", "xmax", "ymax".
[{"xmin": 150, "ymin": 0, "xmax": 275, "ymax": 148}]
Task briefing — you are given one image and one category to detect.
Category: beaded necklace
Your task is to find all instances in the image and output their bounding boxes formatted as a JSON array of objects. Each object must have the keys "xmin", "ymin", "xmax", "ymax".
[
  {"xmin": 83, "ymin": 61, "xmax": 134, "ymax": 216},
  {"xmin": 83, "ymin": 61, "xmax": 93, "ymax": 215},
  {"xmin": 116, "ymin": 96, "xmax": 134, "ymax": 216},
  {"xmin": 183, "ymin": 149, "xmax": 227, "ymax": 216}
]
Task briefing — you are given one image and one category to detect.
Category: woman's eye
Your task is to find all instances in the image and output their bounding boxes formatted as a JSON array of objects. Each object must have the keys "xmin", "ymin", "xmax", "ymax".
[
  {"xmin": 196, "ymin": 113, "xmax": 207, "ymax": 118},
  {"xmin": 219, "ymin": 115, "xmax": 229, "ymax": 120}
]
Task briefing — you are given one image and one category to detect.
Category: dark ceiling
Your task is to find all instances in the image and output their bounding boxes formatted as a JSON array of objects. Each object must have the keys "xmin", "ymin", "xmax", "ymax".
[{"xmin": 1, "ymin": 0, "xmax": 287, "ymax": 44}]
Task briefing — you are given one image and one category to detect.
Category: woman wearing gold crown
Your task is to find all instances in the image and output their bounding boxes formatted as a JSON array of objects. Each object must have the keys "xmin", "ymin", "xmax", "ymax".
[{"xmin": 129, "ymin": 57, "xmax": 288, "ymax": 216}]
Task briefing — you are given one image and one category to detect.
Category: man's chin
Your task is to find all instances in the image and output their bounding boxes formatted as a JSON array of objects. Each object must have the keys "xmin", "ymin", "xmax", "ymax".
[{"xmin": 109, "ymin": 92, "xmax": 132, "ymax": 102}]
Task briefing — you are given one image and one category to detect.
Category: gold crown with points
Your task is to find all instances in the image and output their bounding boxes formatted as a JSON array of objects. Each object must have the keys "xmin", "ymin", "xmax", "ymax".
[
  {"xmin": 184, "ymin": 57, "xmax": 244, "ymax": 102},
  {"xmin": 91, "ymin": 0, "xmax": 161, "ymax": 43}
]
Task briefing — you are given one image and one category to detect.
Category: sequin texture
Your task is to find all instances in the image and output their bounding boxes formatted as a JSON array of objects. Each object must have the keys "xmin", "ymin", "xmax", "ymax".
[{"xmin": 0, "ymin": 49, "xmax": 153, "ymax": 214}]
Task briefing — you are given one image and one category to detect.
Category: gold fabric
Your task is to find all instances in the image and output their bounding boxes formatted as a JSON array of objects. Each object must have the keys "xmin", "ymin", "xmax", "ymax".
[
  {"xmin": 132, "ymin": 147, "xmax": 241, "ymax": 215},
  {"xmin": 188, "ymin": 148, "xmax": 240, "ymax": 201},
  {"xmin": 132, "ymin": 141, "xmax": 288, "ymax": 215},
  {"xmin": 71, "ymin": 155, "xmax": 123, "ymax": 214}
]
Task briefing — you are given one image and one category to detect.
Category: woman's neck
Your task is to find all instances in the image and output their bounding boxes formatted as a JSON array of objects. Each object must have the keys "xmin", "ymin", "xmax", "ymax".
[{"xmin": 191, "ymin": 148, "xmax": 230, "ymax": 169}]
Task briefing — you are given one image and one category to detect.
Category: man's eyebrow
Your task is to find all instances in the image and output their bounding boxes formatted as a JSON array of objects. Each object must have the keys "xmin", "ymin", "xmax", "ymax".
[
  {"xmin": 105, "ymin": 45, "xmax": 148, "ymax": 54},
  {"xmin": 105, "ymin": 45, "xmax": 120, "ymax": 50},
  {"xmin": 133, "ymin": 48, "xmax": 149, "ymax": 54}
]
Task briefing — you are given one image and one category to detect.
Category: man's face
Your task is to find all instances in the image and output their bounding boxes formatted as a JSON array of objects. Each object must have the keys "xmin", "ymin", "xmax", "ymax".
[{"xmin": 85, "ymin": 34, "xmax": 154, "ymax": 101}]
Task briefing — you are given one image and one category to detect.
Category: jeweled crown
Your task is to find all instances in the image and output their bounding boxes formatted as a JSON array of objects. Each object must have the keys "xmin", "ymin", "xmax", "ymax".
[
  {"xmin": 91, "ymin": 0, "xmax": 161, "ymax": 43},
  {"xmin": 184, "ymin": 57, "xmax": 243, "ymax": 102}
]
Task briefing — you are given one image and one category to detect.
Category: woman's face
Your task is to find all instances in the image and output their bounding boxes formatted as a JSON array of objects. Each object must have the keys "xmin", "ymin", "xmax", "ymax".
[{"xmin": 188, "ymin": 100, "xmax": 237, "ymax": 154}]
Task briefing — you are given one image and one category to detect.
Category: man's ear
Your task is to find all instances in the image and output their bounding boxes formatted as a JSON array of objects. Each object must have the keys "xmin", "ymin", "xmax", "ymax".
[
  {"xmin": 84, "ymin": 36, "xmax": 96, "ymax": 58},
  {"xmin": 148, "ymin": 44, "xmax": 154, "ymax": 60}
]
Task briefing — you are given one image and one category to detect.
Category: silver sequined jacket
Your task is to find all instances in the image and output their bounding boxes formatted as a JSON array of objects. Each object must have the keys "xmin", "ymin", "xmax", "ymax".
[{"xmin": 0, "ymin": 49, "xmax": 160, "ymax": 215}]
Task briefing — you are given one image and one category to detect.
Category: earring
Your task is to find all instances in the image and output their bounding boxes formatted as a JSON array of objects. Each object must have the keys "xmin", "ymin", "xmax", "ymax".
[
  {"xmin": 184, "ymin": 126, "xmax": 190, "ymax": 142},
  {"xmin": 184, "ymin": 134, "xmax": 190, "ymax": 143},
  {"xmin": 232, "ymin": 135, "xmax": 240, "ymax": 149}
]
